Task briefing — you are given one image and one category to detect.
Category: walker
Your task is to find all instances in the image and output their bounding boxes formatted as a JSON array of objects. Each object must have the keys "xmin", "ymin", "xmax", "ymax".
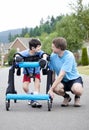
[{"xmin": 5, "ymin": 53, "xmax": 53, "ymax": 111}]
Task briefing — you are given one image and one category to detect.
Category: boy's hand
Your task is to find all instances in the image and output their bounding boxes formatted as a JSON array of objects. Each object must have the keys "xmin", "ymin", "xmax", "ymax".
[
  {"xmin": 39, "ymin": 59, "xmax": 48, "ymax": 68},
  {"xmin": 15, "ymin": 56, "xmax": 23, "ymax": 62}
]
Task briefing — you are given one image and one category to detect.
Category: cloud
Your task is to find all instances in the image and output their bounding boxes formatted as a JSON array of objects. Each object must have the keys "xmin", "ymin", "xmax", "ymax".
[{"xmin": 0, "ymin": 0, "xmax": 88, "ymax": 32}]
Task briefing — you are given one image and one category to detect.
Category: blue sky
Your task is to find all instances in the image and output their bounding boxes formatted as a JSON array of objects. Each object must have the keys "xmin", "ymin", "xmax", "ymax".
[{"xmin": 0, "ymin": 0, "xmax": 88, "ymax": 32}]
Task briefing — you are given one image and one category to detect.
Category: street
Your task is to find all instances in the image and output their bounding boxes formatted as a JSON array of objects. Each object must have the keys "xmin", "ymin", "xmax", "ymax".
[{"xmin": 0, "ymin": 67, "xmax": 89, "ymax": 130}]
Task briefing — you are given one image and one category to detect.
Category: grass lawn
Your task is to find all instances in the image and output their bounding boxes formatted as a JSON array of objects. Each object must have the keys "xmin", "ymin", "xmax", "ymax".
[
  {"xmin": 0, "ymin": 65, "xmax": 89, "ymax": 75},
  {"xmin": 77, "ymin": 65, "xmax": 89, "ymax": 75}
]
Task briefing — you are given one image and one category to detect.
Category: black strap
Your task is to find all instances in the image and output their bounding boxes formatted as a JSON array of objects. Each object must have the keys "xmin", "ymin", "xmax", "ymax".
[
  {"xmin": 14, "ymin": 53, "xmax": 41, "ymax": 62},
  {"xmin": 25, "ymin": 68, "xmax": 35, "ymax": 81},
  {"xmin": 41, "ymin": 53, "xmax": 50, "ymax": 61},
  {"xmin": 25, "ymin": 68, "xmax": 29, "ymax": 76}
]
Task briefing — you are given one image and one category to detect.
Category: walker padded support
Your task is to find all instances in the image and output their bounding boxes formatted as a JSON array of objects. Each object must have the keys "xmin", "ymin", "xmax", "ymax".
[
  {"xmin": 18, "ymin": 62, "xmax": 39, "ymax": 68},
  {"xmin": 6, "ymin": 94, "xmax": 50, "ymax": 100}
]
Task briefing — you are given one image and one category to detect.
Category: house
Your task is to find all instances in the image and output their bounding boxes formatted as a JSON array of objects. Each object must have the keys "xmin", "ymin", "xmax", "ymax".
[
  {"xmin": 9, "ymin": 37, "xmax": 31, "ymax": 52},
  {"xmin": 0, "ymin": 37, "xmax": 31, "ymax": 65},
  {"xmin": 0, "ymin": 43, "xmax": 11, "ymax": 65}
]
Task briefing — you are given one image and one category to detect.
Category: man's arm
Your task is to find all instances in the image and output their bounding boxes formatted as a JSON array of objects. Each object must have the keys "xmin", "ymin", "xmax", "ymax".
[
  {"xmin": 52, "ymin": 71, "xmax": 56, "ymax": 83},
  {"xmin": 48, "ymin": 70, "xmax": 66, "ymax": 98}
]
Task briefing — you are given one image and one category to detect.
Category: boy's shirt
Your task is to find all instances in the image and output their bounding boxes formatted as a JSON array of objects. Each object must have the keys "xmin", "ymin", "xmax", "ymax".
[{"xmin": 19, "ymin": 49, "xmax": 44, "ymax": 74}]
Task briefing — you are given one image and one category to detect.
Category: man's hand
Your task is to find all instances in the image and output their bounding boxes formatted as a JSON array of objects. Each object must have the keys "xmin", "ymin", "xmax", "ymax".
[{"xmin": 48, "ymin": 88, "xmax": 54, "ymax": 99}]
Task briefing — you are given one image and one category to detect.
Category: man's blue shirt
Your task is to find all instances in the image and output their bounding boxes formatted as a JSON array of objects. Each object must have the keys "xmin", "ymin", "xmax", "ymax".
[{"xmin": 49, "ymin": 50, "xmax": 80, "ymax": 82}]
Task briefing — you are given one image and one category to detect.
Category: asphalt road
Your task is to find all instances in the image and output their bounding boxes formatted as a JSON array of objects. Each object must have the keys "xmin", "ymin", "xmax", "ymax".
[{"xmin": 0, "ymin": 67, "xmax": 89, "ymax": 130}]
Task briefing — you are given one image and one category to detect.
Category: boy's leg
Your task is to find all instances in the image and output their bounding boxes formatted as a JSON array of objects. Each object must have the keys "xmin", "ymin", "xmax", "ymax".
[
  {"xmin": 23, "ymin": 81, "xmax": 30, "ymax": 93},
  {"xmin": 34, "ymin": 77, "xmax": 40, "ymax": 93},
  {"xmin": 22, "ymin": 74, "xmax": 32, "ymax": 105},
  {"xmin": 22, "ymin": 74, "xmax": 31, "ymax": 93},
  {"xmin": 31, "ymin": 75, "xmax": 42, "ymax": 108}
]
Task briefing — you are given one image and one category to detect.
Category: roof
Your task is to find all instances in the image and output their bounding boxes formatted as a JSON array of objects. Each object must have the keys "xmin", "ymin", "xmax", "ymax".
[{"xmin": 9, "ymin": 37, "xmax": 31, "ymax": 49}]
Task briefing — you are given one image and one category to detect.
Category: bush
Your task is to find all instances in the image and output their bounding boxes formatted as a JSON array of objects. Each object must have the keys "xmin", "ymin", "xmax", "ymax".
[
  {"xmin": 81, "ymin": 47, "xmax": 89, "ymax": 66},
  {"xmin": 7, "ymin": 48, "xmax": 17, "ymax": 65}
]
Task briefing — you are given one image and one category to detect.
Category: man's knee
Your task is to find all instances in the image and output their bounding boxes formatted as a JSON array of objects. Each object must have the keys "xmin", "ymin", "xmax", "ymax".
[{"xmin": 71, "ymin": 83, "xmax": 83, "ymax": 96}]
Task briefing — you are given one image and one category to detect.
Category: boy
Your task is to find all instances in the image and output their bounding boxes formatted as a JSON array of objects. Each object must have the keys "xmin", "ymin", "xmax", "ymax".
[{"xmin": 18, "ymin": 38, "xmax": 47, "ymax": 108}]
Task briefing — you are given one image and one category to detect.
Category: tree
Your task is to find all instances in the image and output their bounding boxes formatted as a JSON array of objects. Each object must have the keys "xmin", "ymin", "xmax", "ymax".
[
  {"xmin": 80, "ymin": 8, "xmax": 89, "ymax": 40},
  {"xmin": 81, "ymin": 47, "xmax": 89, "ymax": 66},
  {"xmin": 69, "ymin": 0, "xmax": 83, "ymax": 14},
  {"xmin": 69, "ymin": 0, "xmax": 89, "ymax": 40},
  {"xmin": 8, "ymin": 33, "xmax": 15, "ymax": 42},
  {"xmin": 8, "ymin": 33, "xmax": 12, "ymax": 42},
  {"xmin": 56, "ymin": 15, "xmax": 83, "ymax": 51},
  {"xmin": 21, "ymin": 27, "xmax": 28, "ymax": 37},
  {"xmin": 24, "ymin": 33, "xmax": 29, "ymax": 38},
  {"xmin": 7, "ymin": 49, "xmax": 17, "ymax": 65},
  {"xmin": 41, "ymin": 32, "xmax": 58, "ymax": 54}
]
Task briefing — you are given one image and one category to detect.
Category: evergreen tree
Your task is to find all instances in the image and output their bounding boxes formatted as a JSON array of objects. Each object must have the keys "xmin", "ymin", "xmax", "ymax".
[{"xmin": 81, "ymin": 47, "xmax": 89, "ymax": 66}]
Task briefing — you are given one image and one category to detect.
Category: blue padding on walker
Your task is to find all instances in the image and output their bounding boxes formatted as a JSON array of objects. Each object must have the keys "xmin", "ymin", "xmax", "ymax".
[
  {"xmin": 18, "ymin": 62, "xmax": 39, "ymax": 68},
  {"xmin": 6, "ymin": 94, "xmax": 50, "ymax": 100}
]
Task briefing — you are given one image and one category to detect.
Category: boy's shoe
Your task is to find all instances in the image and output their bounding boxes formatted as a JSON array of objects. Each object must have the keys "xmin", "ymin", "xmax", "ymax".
[
  {"xmin": 74, "ymin": 97, "xmax": 81, "ymax": 107},
  {"xmin": 31, "ymin": 101, "xmax": 42, "ymax": 108},
  {"xmin": 28, "ymin": 92, "xmax": 34, "ymax": 105},
  {"xmin": 61, "ymin": 96, "xmax": 71, "ymax": 107},
  {"xmin": 28, "ymin": 100, "xmax": 34, "ymax": 105}
]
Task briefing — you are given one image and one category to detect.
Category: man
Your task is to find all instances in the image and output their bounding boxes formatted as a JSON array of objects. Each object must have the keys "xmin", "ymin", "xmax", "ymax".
[{"xmin": 48, "ymin": 37, "xmax": 83, "ymax": 107}]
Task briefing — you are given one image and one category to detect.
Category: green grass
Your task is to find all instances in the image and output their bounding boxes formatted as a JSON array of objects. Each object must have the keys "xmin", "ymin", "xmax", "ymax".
[
  {"xmin": 77, "ymin": 65, "xmax": 89, "ymax": 75},
  {"xmin": 0, "ymin": 65, "xmax": 89, "ymax": 75}
]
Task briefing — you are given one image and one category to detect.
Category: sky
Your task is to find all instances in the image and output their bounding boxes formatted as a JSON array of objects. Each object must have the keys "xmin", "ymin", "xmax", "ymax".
[{"xmin": 0, "ymin": 0, "xmax": 88, "ymax": 32}]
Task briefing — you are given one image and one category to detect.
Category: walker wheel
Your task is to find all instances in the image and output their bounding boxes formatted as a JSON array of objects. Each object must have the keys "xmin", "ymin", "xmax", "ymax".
[
  {"xmin": 14, "ymin": 100, "xmax": 17, "ymax": 103},
  {"xmin": 48, "ymin": 99, "xmax": 52, "ymax": 111},
  {"xmin": 6, "ymin": 100, "xmax": 10, "ymax": 111}
]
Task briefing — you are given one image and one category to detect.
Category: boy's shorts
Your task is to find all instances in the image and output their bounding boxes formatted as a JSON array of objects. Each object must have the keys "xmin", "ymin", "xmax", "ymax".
[
  {"xmin": 61, "ymin": 77, "xmax": 83, "ymax": 92},
  {"xmin": 23, "ymin": 74, "xmax": 40, "ymax": 82}
]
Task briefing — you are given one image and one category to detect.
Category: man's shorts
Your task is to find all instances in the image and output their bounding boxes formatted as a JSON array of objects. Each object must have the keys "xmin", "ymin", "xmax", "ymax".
[
  {"xmin": 61, "ymin": 77, "xmax": 83, "ymax": 92},
  {"xmin": 23, "ymin": 74, "xmax": 40, "ymax": 82}
]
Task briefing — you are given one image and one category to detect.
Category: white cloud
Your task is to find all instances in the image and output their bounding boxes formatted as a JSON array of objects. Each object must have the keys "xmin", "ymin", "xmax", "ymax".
[{"xmin": 0, "ymin": 0, "xmax": 88, "ymax": 32}]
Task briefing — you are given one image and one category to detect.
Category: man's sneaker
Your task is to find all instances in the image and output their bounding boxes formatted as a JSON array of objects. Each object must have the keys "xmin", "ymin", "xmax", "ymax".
[
  {"xmin": 31, "ymin": 101, "xmax": 42, "ymax": 108},
  {"xmin": 61, "ymin": 96, "xmax": 71, "ymax": 107},
  {"xmin": 74, "ymin": 97, "xmax": 81, "ymax": 107}
]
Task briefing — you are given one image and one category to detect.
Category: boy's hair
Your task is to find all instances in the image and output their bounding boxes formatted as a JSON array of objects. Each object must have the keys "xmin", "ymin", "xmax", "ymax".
[
  {"xmin": 29, "ymin": 38, "xmax": 41, "ymax": 50},
  {"xmin": 52, "ymin": 37, "xmax": 67, "ymax": 50}
]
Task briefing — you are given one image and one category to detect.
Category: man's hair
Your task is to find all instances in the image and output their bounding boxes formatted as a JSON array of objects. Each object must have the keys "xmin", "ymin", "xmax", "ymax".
[
  {"xmin": 29, "ymin": 38, "xmax": 41, "ymax": 50},
  {"xmin": 52, "ymin": 37, "xmax": 67, "ymax": 50}
]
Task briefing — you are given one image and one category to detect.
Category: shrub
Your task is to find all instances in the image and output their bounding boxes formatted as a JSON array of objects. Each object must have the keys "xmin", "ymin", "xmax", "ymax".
[
  {"xmin": 81, "ymin": 47, "xmax": 89, "ymax": 66},
  {"xmin": 7, "ymin": 48, "xmax": 17, "ymax": 65}
]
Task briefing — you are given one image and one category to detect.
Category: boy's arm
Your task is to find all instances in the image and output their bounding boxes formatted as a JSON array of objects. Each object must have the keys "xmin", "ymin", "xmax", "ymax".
[
  {"xmin": 39, "ymin": 53, "xmax": 50, "ymax": 68},
  {"xmin": 41, "ymin": 53, "xmax": 50, "ymax": 60}
]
